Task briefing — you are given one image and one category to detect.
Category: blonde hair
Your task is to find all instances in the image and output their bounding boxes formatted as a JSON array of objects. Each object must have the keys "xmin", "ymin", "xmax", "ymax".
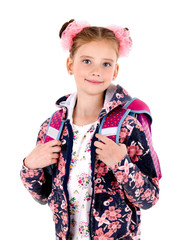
[{"xmin": 59, "ymin": 19, "xmax": 120, "ymax": 58}]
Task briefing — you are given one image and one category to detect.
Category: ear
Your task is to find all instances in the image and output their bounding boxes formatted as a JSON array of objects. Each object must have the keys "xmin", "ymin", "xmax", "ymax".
[
  {"xmin": 66, "ymin": 57, "xmax": 74, "ymax": 75},
  {"xmin": 112, "ymin": 64, "xmax": 119, "ymax": 81}
]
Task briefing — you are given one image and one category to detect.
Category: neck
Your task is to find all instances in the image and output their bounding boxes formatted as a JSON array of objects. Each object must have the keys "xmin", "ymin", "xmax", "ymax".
[{"xmin": 73, "ymin": 92, "xmax": 104, "ymax": 125}]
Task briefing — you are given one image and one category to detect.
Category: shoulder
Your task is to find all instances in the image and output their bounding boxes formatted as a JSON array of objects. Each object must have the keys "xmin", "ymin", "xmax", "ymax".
[
  {"xmin": 37, "ymin": 118, "xmax": 50, "ymax": 144},
  {"xmin": 40, "ymin": 118, "xmax": 50, "ymax": 132},
  {"xmin": 37, "ymin": 108, "xmax": 65, "ymax": 144},
  {"xmin": 121, "ymin": 114, "xmax": 144, "ymax": 140},
  {"xmin": 122, "ymin": 114, "xmax": 143, "ymax": 131},
  {"xmin": 125, "ymin": 116, "xmax": 151, "ymax": 155},
  {"xmin": 124, "ymin": 98, "xmax": 152, "ymax": 123},
  {"xmin": 119, "ymin": 113, "xmax": 147, "ymax": 145}
]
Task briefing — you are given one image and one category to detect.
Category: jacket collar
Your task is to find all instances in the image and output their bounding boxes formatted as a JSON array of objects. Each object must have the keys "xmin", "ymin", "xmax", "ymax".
[{"xmin": 55, "ymin": 84, "xmax": 132, "ymax": 122}]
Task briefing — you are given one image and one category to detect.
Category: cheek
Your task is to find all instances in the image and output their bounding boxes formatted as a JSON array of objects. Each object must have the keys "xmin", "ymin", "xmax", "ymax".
[
  {"xmin": 73, "ymin": 64, "xmax": 87, "ymax": 77},
  {"xmin": 73, "ymin": 68, "xmax": 84, "ymax": 80},
  {"xmin": 103, "ymin": 69, "xmax": 115, "ymax": 80}
]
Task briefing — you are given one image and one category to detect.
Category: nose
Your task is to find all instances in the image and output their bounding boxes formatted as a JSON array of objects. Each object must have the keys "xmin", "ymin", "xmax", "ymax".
[
  {"xmin": 91, "ymin": 65, "xmax": 101, "ymax": 77},
  {"xmin": 92, "ymin": 72, "xmax": 100, "ymax": 77}
]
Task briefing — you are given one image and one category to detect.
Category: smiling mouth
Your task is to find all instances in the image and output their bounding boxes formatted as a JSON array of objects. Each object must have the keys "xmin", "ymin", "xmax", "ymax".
[{"xmin": 85, "ymin": 79, "xmax": 103, "ymax": 84}]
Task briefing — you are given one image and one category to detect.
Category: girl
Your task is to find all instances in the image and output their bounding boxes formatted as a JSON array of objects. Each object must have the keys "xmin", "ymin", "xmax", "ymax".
[{"xmin": 20, "ymin": 19, "xmax": 161, "ymax": 240}]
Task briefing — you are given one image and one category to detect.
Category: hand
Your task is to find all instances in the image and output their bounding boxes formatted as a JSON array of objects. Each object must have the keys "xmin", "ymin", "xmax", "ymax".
[
  {"xmin": 24, "ymin": 140, "xmax": 62, "ymax": 170},
  {"xmin": 94, "ymin": 134, "xmax": 127, "ymax": 168}
]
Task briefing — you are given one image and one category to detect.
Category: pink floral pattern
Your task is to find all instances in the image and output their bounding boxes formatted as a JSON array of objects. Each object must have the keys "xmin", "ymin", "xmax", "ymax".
[
  {"xmin": 20, "ymin": 85, "xmax": 160, "ymax": 239},
  {"xmin": 127, "ymin": 143, "xmax": 143, "ymax": 162}
]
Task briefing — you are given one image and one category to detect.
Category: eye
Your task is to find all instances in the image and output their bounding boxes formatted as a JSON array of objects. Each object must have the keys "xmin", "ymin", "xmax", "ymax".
[
  {"xmin": 83, "ymin": 59, "xmax": 91, "ymax": 64},
  {"xmin": 103, "ymin": 62, "xmax": 111, "ymax": 67}
]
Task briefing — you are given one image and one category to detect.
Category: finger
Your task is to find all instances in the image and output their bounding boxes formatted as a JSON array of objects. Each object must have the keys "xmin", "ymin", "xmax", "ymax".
[
  {"xmin": 50, "ymin": 158, "xmax": 58, "ymax": 165},
  {"xmin": 95, "ymin": 134, "xmax": 110, "ymax": 144},
  {"xmin": 46, "ymin": 139, "xmax": 62, "ymax": 147},
  {"xmin": 95, "ymin": 148, "xmax": 102, "ymax": 155},
  {"xmin": 94, "ymin": 140, "xmax": 104, "ymax": 149},
  {"xmin": 51, "ymin": 146, "xmax": 62, "ymax": 153},
  {"xmin": 51, "ymin": 153, "xmax": 60, "ymax": 159}
]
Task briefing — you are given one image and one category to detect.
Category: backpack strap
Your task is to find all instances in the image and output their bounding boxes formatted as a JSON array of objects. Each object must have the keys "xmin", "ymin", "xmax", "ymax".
[
  {"xmin": 99, "ymin": 108, "xmax": 131, "ymax": 144},
  {"xmin": 99, "ymin": 98, "xmax": 162, "ymax": 180},
  {"xmin": 99, "ymin": 98, "xmax": 152, "ymax": 144},
  {"xmin": 44, "ymin": 109, "xmax": 65, "ymax": 143},
  {"xmin": 44, "ymin": 109, "xmax": 65, "ymax": 172},
  {"xmin": 124, "ymin": 97, "xmax": 152, "ymax": 122}
]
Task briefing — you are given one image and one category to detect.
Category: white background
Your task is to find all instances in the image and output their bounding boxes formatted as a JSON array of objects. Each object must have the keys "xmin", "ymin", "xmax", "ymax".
[{"xmin": 0, "ymin": 0, "xmax": 175, "ymax": 239}]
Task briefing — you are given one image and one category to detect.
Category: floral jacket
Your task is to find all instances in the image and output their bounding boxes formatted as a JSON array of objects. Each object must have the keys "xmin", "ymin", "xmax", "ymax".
[{"xmin": 20, "ymin": 84, "xmax": 160, "ymax": 240}]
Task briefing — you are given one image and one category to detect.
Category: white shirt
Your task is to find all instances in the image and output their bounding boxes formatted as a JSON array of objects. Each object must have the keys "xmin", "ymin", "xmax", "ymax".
[{"xmin": 67, "ymin": 121, "xmax": 97, "ymax": 240}]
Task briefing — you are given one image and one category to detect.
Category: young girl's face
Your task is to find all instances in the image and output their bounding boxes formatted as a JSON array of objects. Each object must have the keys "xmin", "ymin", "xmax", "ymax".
[{"xmin": 67, "ymin": 40, "xmax": 119, "ymax": 97}]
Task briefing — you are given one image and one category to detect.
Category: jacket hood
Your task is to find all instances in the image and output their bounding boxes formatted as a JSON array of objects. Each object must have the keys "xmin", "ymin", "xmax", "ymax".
[{"xmin": 55, "ymin": 84, "xmax": 132, "ymax": 122}]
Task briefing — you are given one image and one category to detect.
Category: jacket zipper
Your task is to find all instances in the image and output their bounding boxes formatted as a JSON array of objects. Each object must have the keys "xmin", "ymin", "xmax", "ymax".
[
  {"xmin": 63, "ymin": 120, "xmax": 73, "ymax": 240},
  {"xmin": 89, "ymin": 124, "xmax": 100, "ymax": 239}
]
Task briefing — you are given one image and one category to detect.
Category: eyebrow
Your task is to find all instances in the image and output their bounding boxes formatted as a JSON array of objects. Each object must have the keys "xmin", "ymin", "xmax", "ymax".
[{"xmin": 80, "ymin": 55, "xmax": 115, "ymax": 62}]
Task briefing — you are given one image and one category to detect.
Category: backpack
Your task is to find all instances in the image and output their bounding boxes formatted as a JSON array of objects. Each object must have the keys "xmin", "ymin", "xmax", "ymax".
[{"xmin": 44, "ymin": 98, "xmax": 161, "ymax": 179}]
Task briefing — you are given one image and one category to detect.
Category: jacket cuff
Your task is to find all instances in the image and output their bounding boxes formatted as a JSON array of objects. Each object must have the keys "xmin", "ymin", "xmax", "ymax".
[
  {"xmin": 21, "ymin": 159, "xmax": 44, "ymax": 179},
  {"xmin": 110, "ymin": 154, "xmax": 134, "ymax": 184}
]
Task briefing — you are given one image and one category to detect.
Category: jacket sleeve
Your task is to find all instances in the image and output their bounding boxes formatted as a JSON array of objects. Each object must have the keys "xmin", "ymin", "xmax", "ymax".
[
  {"xmin": 110, "ymin": 116, "xmax": 159, "ymax": 210},
  {"xmin": 20, "ymin": 118, "xmax": 52, "ymax": 205}
]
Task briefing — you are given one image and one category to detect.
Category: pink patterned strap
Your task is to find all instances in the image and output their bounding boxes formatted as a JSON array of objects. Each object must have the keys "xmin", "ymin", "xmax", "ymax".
[
  {"xmin": 137, "ymin": 113, "xmax": 162, "ymax": 180},
  {"xmin": 100, "ymin": 108, "xmax": 127, "ymax": 143},
  {"xmin": 44, "ymin": 109, "xmax": 64, "ymax": 143}
]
